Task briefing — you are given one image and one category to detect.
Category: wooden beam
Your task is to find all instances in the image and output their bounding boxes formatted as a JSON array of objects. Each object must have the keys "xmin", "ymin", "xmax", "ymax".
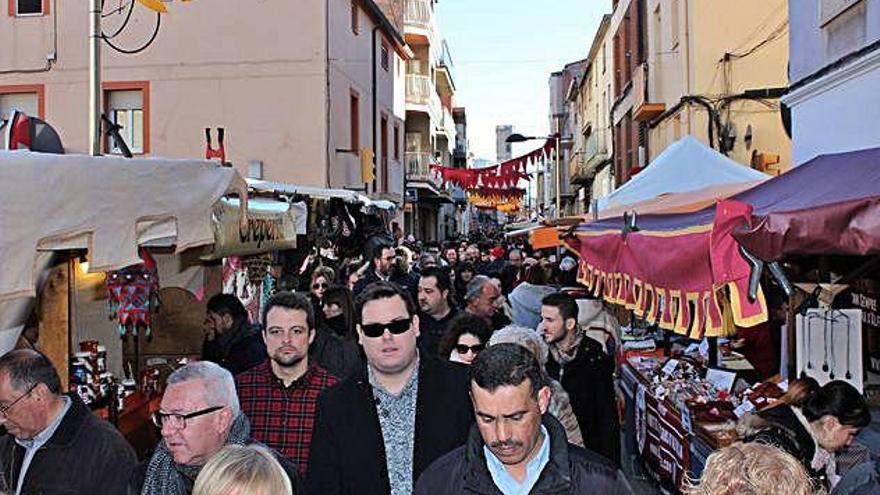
[{"xmin": 39, "ymin": 259, "xmax": 71, "ymax": 389}]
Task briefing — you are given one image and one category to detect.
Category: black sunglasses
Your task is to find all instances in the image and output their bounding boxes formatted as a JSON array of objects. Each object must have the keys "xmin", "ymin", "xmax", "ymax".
[
  {"xmin": 454, "ymin": 343, "xmax": 485, "ymax": 355},
  {"xmin": 312, "ymin": 282, "xmax": 329, "ymax": 290},
  {"xmin": 360, "ymin": 317, "xmax": 412, "ymax": 338}
]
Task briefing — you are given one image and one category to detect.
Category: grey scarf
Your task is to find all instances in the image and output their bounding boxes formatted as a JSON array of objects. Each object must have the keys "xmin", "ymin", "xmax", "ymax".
[{"xmin": 141, "ymin": 412, "xmax": 251, "ymax": 495}]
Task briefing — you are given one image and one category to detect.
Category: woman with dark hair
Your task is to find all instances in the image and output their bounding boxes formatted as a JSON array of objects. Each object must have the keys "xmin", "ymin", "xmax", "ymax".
[
  {"xmin": 437, "ymin": 313, "xmax": 492, "ymax": 365},
  {"xmin": 320, "ymin": 286, "xmax": 356, "ymax": 341},
  {"xmin": 453, "ymin": 261, "xmax": 476, "ymax": 308},
  {"xmin": 311, "ymin": 285, "xmax": 362, "ymax": 380},
  {"xmin": 739, "ymin": 378, "xmax": 871, "ymax": 491}
]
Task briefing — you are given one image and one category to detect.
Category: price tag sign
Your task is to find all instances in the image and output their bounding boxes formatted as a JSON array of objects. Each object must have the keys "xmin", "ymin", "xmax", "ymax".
[
  {"xmin": 705, "ymin": 368, "xmax": 737, "ymax": 393},
  {"xmin": 681, "ymin": 405, "xmax": 693, "ymax": 434},
  {"xmin": 661, "ymin": 358, "xmax": 680, "ymax": 376},
  {"xmin": 734, "ymin": 400, "xmax": 756, "ymax": 418}
]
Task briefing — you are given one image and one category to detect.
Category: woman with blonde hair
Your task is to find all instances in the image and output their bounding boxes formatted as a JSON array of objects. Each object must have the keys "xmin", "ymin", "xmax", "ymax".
[
  {"xmin": 683, "ymin": 442, "xmax": 812, "ymax": 495},
  {"xmin": 193, "ymin": 444, "xmax": 294, "ymax": 495}
]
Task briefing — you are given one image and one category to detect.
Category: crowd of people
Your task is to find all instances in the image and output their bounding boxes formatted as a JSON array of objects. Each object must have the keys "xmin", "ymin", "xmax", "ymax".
[{"xmin": 0, "ymin": 235, "xmax": 876, "ymax": 494}]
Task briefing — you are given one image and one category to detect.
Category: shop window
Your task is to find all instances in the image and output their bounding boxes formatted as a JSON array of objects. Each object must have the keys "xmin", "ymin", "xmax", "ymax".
[{"xmin": 104, "ymin": 83, "xmax": 149, "ymax": 155}]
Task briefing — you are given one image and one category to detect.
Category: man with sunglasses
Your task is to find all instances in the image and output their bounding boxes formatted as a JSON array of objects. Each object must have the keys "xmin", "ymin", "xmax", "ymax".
[
  {"xmin": 131, "ymin": 361, "xmax": 304, "ymax": 494},
  {"xmin": 0, "ymin": 349, "xmax": 135, "ymax": 494},
  {"xmin": 308, "ymin": 281, "xmax": 474, "ymax": 495},
  {"xmin": 201, "ymin": 294, "xmax": 265, "ymax": 375}
]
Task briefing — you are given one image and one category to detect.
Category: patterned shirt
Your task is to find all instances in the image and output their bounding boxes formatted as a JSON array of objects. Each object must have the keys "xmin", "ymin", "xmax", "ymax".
[
  {"xmin": 370, "ymin": 361, "xmax": 419, "ymax": 495},
  {"xmin": 236, "ymin": 361, "xmax": 339, "ymax": 475}
]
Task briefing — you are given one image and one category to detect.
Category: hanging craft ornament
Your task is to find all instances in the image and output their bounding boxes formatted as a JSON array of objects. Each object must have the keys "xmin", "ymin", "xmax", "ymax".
[{"xmin": 106, "ymin": 248, "xmax": 160, "ymax": 337}]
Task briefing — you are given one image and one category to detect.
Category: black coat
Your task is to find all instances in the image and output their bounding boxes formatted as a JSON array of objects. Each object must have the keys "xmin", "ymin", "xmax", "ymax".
[
  {"xmin": 414, "ymin": 414, "xmax": 633, "ymax": 495},
  {"xmin": 740, "ymin": 404, "xmax": 827, "ymax": 489},
  {"xmin": 0, "ymin": 394, "xmax": 136, "ymax": 495},
  {"xmin": 310, "ymin": 325, "xmax": 364, "ymax": 381},
  {"xmin": 202, "ymin": 321, "xmax": 266, "ymax": 375},
  {"xmin": 306, "ymin": 355, "xmax": 474, "ymax": 495},
  {"xmin": 546, "ymin": 335, "xmax": 621, "ymax": 466}
]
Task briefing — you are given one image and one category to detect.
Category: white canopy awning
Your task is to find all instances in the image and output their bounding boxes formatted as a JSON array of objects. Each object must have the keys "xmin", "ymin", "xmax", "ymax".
[{"xmin": 246, "ymin": 178, "xmax": 397, "ymax": 210}]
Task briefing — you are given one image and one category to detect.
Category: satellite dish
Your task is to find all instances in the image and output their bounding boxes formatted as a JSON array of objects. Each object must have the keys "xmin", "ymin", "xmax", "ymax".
[{"xmin": 2, "ymin": 110, "xmax": 64, "ymax": 154}]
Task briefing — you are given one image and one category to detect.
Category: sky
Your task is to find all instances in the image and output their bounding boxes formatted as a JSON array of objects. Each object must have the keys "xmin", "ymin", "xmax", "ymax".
[{"xmin": 439, "ymin": 0, "xmax": 610, "ymax": 162}]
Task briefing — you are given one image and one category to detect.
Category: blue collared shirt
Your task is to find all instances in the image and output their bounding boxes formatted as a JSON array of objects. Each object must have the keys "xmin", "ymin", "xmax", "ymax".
[
  {"xmin": 483, "ymin": 425, "xmax": 551, "ymax": 495},
  {"xmin": 14, "ymin": 395, "xmax": 71, "ymax": 495}
]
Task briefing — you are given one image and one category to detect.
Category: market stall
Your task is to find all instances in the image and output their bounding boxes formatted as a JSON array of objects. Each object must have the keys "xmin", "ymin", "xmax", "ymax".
[
  {"xmin": 0, "ymin": 150, "xmax": 247, "ymax": 455},
  {"xmin": 564, "ymin": 145, "xmax": 880, "ymax": 491}
]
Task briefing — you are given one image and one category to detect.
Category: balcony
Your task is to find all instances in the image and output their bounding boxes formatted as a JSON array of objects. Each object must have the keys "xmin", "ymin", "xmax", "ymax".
[
  {"xmin": 404, "ymin": 0, "xmax": 436, "ymax": 46},
  {"xmin": 405, "ymin": 151, "xmax": 441, "ymax": 184},
  {"xmin": 571, "ymin": 131, "xmax": 611, "ymax": 181},
  {"xmin": 406, "ymin": 73, "xmax": 442, "ymax": 125},
  {"xmin": 633, "ymin": 62, "xmax": 666, "ymax": 122}
]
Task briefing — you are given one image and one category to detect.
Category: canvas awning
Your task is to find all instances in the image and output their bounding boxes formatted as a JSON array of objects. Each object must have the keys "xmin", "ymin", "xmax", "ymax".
[
  {"xmin": 246, "ymin": 178, "xmax": 397, "ymax": 210},
  {"xmin": 566, "ymin": 146, "xmax": 880, "ymax": 340}
]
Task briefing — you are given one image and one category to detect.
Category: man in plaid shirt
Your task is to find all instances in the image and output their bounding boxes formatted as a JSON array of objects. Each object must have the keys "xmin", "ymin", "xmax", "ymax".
[{"xmin": 235, "ymin": 291, "xmax": 340, "ymax": 476}]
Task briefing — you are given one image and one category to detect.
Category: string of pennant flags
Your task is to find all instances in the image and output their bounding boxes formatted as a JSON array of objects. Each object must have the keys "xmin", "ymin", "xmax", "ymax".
[{"xmin": 429, "ymin": 134, "xmax": 558, "ymax": 211}]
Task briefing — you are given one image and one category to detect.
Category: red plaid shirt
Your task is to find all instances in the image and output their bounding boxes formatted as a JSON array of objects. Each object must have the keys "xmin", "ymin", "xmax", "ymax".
[{"xmin": 236, "ymin": 361, "xmax": 339, "ymax": 475}]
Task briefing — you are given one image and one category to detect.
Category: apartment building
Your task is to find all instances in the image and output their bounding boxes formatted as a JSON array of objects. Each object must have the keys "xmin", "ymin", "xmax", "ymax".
[
  {"xmin": 569, "ymin": 14, "xmax": 614, "ymax": 215},
  {"xmin": 390, "ymin": 0, "xmax": 458, "ymax": 241},
  {"xmin": 548, "ymin": 60, "xmax": 587, "ymax": 217},
  {"xmin": 610, "ymin": 0, "xmax": 646, "ymax": 187},
  {"xmin": 1, "ymin": 0, "xmax": 409, "ymax": 201},
  {"xmin": 784, "ymin": 0, "xmax": 880, "ymax": 165},
  {"xmin": 644, "ymin": 0, "xmax": 790, "ymax": 175}
]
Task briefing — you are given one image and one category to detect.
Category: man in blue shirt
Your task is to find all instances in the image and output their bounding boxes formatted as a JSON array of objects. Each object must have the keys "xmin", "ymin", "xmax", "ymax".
[{"xmin": 415, "ymin": 343, "xmax": 633, "ymax": 495}]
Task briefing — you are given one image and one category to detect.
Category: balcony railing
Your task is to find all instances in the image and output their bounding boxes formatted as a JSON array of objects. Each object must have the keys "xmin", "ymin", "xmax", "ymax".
[
  {"xmin": 404, "ymin": 0, "xmax": 433, "ymax": 32},
  {"xmin": 406, "ymin": 73, "xmax": 442, "ymax": 125},
  {"xmin": 584, "ymin": 131, "xmax": 608, "ymax": 163},
  {"xmin": 405, "ymin": 151, "xmax": 442, "ymax": 186}
]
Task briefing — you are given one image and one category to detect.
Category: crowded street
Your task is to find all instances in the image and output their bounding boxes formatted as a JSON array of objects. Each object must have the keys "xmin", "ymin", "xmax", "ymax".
[{"xmin": 2, "ymin": 0, "xmax": 880, "ymax": 494}]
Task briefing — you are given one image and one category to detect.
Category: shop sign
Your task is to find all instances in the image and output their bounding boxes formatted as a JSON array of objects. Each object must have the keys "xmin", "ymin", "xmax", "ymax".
[
  {"xmin": 207, "ymin": 201, "xmax": 298, "ymax": 259},
  {"xmin": 641, "ymin": 391, "xmax": 691, "ymax": 490}
]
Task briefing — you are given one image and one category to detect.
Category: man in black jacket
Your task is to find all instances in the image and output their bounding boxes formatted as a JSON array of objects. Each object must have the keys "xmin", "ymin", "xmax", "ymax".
[
  {"xmin": 542, "ymin": 292, "xmax": 621, "ymax": 466},
  {"xmin": 307, "ymin": 281, "xmax": 474, "ymax": 495},
  {"xmin": 202, "ymin": 293, "xmax": 265, "ymax": 375},
  {"xmin": 0, "ymin": 349, "xmax": 136, "ymax": 494},
  {"xmin": 414, "ymin": 343, "xmax": 633, "ymax": 494}
]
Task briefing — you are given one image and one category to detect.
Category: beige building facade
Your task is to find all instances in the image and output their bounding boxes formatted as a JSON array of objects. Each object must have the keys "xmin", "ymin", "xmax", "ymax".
[
  {"xmin": 1, "ymin": 0, "xmax": 408, "ymax": 199},
  {"xmin": 569, "ymin": 14, "xmax": 614, "ymax": 215},
  {"xmin": 643, "ymin": 0, "xmax": 791, "ymax": 175}
]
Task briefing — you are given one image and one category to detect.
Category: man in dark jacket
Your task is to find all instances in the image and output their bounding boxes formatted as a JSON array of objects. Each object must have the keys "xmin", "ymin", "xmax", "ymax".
[
  {"xmin": 202, "ymin": 293, "xmax": 265, "ymax": 374},
  {"xmin": 542, "ymin": 292, "xmax": 621, "ymax": 466},
  {"xmin": 307, "ymin": 281, "xmax": 474, "ymax": 495},
  {"xmin": 0, "ymin": 349, "xmax": 136, "ymax": 494},
  {"xmin": 415, "ymin": 343, "xmax": 633, "ymax": 494},
  {"xmin": 130, "ymin": 361, "xmax": 304, "ymax": 494},
  {"xmin": 417, "ymin": 266, "xmax": 459, "ymax": 356}
]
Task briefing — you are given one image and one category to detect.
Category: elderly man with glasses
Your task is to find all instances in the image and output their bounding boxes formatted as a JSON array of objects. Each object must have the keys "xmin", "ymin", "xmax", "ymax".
[
  {"xmin": 307, "ymin": 281, "xmax": 474, "ymax": 495},
  {"xmin": 0, "ymin": 349, "xmax": 136, "ymax": 494},
  {"xmin": 130, "ymin": 361, "xmax": 304, "ymax": 495}
]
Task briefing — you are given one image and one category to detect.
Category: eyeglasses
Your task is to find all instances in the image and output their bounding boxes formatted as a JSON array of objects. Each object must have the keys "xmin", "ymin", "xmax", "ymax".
[
  {"xmin": 0, "ymin": 383, "xmax": 37, "ymax": 418},
  {"xmin": 312, "ymin": 282, "xmax": 329, "ymax": 290},
  {"xmin": 151, "ymin": 405, "xmax": 224, "ymax": 430},
  {"xmin": 360, "ymin": 317, "xmax": 412, "ymax": 338},
  {"xmin": 454, "ymin": 343, "xmax": 485, "ymax": 355}
]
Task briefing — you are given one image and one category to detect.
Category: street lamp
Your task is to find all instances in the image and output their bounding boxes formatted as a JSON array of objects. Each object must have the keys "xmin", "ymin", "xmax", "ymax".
[{"xmin": 505, "ymin": 133, "xmax": 562, "ymax": 220}]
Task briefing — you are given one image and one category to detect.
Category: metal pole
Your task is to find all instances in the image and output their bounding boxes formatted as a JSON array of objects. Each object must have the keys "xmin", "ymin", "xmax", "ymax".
[{"xmin": 89, "ymin": 0, "xmax": 102, "ymax": 156}]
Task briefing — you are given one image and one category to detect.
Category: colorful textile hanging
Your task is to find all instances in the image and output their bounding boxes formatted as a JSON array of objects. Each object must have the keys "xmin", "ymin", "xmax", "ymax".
[
  {"xmin": 565, "ymin": 199, "xmax": 767, "ymax": 339},
  {"xmin": 106, "ymin": 248, "xmax": 160, "ymax": 337}
]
